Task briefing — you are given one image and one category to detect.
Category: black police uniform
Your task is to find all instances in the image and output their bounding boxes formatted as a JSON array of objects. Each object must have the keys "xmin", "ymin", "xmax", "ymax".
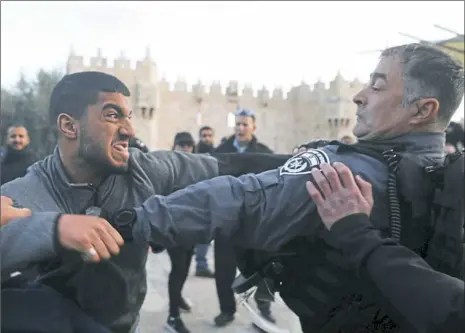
[{"xmin": 128, "ymin": 132, "xmax": 451, "ymax": 333}]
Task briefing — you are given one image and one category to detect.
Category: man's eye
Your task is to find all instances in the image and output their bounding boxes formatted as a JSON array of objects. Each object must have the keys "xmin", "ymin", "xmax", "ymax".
[{"xmin": 105, "ymin": 113, "xmax": 119, "ymax": 119}]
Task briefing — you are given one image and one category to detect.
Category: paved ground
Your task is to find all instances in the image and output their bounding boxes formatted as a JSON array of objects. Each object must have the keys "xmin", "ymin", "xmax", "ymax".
[{"xmin": 139, "ymin": 248, "xmax": 303, "ymax": 333}]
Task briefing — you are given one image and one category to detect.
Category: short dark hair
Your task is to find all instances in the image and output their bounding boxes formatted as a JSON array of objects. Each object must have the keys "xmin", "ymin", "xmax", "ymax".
[
  {"xmin": 199, "ymin": 126, "xmax": 213, "ymax": 135},
  {"xmin": 49, "ymin": 71, "xmax": 130, "ymax": 124},
  {"xmin": 381, "ymin": 43, "xmax": 464, "ymax": 125},
  {"xmin": 7, "ymin": 124, "xmax": 27, "ymax": 131}
]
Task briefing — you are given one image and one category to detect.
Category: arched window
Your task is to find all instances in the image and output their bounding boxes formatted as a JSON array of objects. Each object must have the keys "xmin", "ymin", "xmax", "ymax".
[
  {"xmin": 196, "ymin": 111, "xmax": 202, "ymax": 126},
  {"xmin": 227, "ymin": 112, "xmax": 235, "ymax": 128}
]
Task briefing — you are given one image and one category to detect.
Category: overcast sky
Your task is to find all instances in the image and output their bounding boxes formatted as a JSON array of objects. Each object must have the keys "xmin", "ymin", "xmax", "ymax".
[{"xmin": 1, "ymin": 1, "xmax": 464, "ymax": 119}]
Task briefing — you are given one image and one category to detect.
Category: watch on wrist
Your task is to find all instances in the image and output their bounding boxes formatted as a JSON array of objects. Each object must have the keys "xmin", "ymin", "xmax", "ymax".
[{"xmin": 111, "ymin": 209, "xmax": 137, "ymax": 241}]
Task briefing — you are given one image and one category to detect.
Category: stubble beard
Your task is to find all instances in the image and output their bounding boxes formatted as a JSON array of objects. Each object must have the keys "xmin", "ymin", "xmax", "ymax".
[{"xmin": 78, "ymin": 127, "xmax": 128, "ymax": 176}]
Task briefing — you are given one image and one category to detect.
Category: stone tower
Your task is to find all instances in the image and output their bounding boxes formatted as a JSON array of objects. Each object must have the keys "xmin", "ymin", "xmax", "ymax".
[{"xmin": 66, "ymin": 49, "xmax": 364, "ymax": 153}]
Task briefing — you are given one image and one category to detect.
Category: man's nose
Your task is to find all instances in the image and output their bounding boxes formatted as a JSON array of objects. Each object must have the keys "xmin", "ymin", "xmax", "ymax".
[
  {"xmin": 352, "ymin": 90, "xmax": 366, "ymax": 107},
  {"xmin": 120, "ymin": 122, "xmax": 135, "ymax": 138}
]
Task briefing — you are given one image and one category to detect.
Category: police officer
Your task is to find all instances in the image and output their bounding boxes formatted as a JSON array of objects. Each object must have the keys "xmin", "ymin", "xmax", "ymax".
[
  {"xmin": 307, "ymin": 162, "xmax": 464, "ymax": 333},
  {"xmin": 119, "ymin": 43, "xmax": 463, "ymax": 332}
]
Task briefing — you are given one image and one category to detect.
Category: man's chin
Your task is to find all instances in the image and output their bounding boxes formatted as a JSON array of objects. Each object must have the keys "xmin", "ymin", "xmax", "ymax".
[
  {"xmin": 352, "ymin": 124, "xmax": 368, "ymax": 139},
  {"xmin": 104, "ymin": 155, "xmax": 129, "ymax": 174},
  {"xmin": 111, "ymin": 159, "xmax": 129, "ymax": 173}
]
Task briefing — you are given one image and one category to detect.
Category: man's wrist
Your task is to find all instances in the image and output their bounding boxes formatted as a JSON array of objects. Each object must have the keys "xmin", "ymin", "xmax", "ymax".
[
  {"xmin": 110, "ymin": 208, "xmax": 137, "ymax": 241},
  {"xmin": 330, "ymin": 213, "xmax": 372, "ymax": 235},
  {"xmin": 52, "ymin": 213, "xmax": 65, "ymax": 254},
  {"xmin": 323, "ymin": 213, "xmax": 374, "ymax": 252}
]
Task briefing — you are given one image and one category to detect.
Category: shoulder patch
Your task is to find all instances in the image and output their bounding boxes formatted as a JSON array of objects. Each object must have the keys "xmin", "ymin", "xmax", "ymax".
[{"xmin": 279, "ymin": 149, "xmax": 330, "ymax": 176}]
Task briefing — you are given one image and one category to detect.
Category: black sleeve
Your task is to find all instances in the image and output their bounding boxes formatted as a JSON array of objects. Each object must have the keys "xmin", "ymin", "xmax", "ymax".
[
  {"xmin": 211, "ymin": 153, "xmax": 292, "ymax": 177},
  {"xmin": 324, "ymin": 214, "xmax": 465, "ymax": 333}
]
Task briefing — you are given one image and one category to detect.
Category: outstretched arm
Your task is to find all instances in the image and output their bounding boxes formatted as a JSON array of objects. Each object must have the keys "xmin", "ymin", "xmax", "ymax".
[
  {"xmin": 132, "ymin": 167, "xmax": 321, "ymax": 252},
  {"xmin": 131, "ymin": 149, "xmax": 292, "ymax": 195}
]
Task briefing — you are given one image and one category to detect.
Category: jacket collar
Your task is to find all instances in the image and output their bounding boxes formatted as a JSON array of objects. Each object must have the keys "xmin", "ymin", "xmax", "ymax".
[{"xmin": 36, "ymin": 147, "xmax": 117, "ymax": 211}]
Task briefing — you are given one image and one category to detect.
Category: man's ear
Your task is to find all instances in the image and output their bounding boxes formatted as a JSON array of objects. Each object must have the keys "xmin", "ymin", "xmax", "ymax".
[
  {"xmin": 408, "ymin": 98, "xmax": 440, "ymax": 125},
  {"xmin": 57, "ymin": 113, "xmax": 79, "ymax": 139},
  {"xmin": 252, "ymin": 121, "xmax": 257, "ymax": 132}
]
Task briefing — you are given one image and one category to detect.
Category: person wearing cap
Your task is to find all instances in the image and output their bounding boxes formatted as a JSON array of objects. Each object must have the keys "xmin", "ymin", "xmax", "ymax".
[
  {"xmin": 445, "ymin": 120, "xmax": 464, "ymax": 153},
  {"xmin": 0, "ymin": 71, "xmax": 291, "ymax": 333},
  {"xmin": 172, "ymin": 132, "xmax": 196, "ymax": 153},
  {"xmin": 162, "ymin": 131, "xmax": 196, "ymax": 333}
]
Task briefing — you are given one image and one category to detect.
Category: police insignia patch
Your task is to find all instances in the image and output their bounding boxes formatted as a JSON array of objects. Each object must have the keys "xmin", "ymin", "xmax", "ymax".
[{"xmin": 279, "ymin": 149, "xmax": 330, "ymax": 176}]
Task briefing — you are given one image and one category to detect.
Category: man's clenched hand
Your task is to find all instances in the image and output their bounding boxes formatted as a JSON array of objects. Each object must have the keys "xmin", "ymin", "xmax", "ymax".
[
  {"xmin": 57, "ymin": 215, "xmax": 125, "ymax": 262},
  {"xmin": 1, "ymin": 196, "xmax": 32, "ymax": 226},
  {"xmin": 306, "ymin": 162, "xmax": 374, "ymax": 230}
]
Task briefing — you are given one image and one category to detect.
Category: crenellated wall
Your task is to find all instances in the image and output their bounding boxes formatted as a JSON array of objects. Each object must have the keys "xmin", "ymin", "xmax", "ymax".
[{"xmin": 67, "ymin": 49, "xmax": 366, "ymax": 153}]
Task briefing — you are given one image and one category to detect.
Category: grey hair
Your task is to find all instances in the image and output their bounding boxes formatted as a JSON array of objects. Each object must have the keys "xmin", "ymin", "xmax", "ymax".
[{"xmin": 381, "ymin": 43, "xmax": 464, "ymax": 125}]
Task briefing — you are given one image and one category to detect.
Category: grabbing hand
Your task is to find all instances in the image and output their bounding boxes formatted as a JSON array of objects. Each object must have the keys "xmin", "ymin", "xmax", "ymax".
[
  {"xmin": 1, "ymin": 196, "xmax": 32, "ymax": 226},
  {"xmin": 306, "ymin": 162, "xmax": 374, "ymax": 230},
  {"xmin": 57, "ymin": 214, "xmax": 125, "ymax": 262}
]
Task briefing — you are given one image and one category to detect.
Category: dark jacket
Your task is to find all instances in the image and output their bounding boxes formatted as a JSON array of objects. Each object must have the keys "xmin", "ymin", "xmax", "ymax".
[
  {"xmin": 215, "ymin": 135, "xmax": 273, "ymax": 154},
  {"xmin": 325, "ymin": 213, "xmax": 464, "ymax": 333},
  {"xmin": 445, "ymin": 121, "xmax": 464, "ymax": 150},
  {"xmin": 196, "ymin": 141, "xmax": 215, "ymax": 154},
  {"xmin": 1, "ymin": 146, "xmax": 36, "ymax": 185}
]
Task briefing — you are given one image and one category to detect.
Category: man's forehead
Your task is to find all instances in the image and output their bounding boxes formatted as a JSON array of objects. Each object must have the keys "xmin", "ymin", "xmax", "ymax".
[
  {"xmin": 8, "ymin": 127, "xmax": 27, "ymax": 134},
  {"xmin": 372, "ymin": 56, "xmax": 403, "ymax": 81},
  {"xmin": 236, "ymin": 115, "xmax": 254, "ymax": 123},
  {"xmin": 97, "ymin": 91, "xmax": 131, "ymax": 109}
]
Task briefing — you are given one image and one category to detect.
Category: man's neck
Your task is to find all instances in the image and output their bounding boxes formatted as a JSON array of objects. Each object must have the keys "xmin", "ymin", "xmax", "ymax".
[
  {"xmin": 58, "ymin": 149, "xmax": 104, "ymax": 186},
  {"xmin": 235, "ymin": 137, "xmax": 251, "ymax": 147}
]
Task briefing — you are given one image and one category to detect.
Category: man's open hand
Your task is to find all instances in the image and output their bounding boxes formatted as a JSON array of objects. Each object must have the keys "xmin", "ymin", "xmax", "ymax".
[
  {"xmin": 306, "ymin": 162, "xmax": 374, "ymax": 230},
  {"xmin": 57, "ymin": 215, "xmax": 125, "ymax": 262},
  {"xmin": 1, "ymin": 196, "xmax": 32, "ymax": 226}
]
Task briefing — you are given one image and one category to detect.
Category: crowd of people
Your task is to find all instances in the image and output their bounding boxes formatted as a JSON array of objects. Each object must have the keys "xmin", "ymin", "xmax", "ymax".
[{"xmin": 1, "ymin": 42, "xmax": 464, "ymax": 333}]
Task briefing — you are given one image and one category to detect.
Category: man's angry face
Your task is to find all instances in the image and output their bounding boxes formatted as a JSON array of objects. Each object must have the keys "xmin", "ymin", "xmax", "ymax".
[{"xmin": 78, "ymin": 92, "xmax": 135, "ymax": 174}]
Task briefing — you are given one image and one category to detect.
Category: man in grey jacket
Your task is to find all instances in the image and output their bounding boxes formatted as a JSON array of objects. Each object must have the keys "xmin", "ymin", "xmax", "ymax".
[{"xmin": 0, "ymin": 71, "xmax": 290, "ymax": 333}]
